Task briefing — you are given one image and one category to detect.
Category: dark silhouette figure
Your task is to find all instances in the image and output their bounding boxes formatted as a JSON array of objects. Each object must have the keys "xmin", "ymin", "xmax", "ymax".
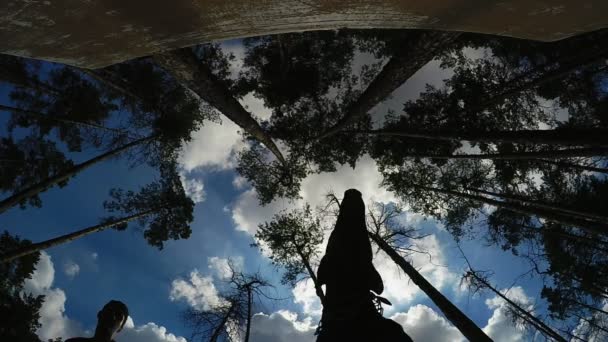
[
  {"xmin": 316, "ymin": 189, "xmax": 413, "ymax": 341},
  {"xmin": 65, "ymin": 300, "xmax": 129, "ymax": 342}
]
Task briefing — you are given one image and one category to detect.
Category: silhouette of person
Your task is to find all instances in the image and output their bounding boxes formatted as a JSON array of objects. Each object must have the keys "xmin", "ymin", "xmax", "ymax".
[
  {"xmin": 65, "ymin": 300, "xmax": 129, "ymax": 342},
  {"xmin": 316, "ymin": 189, "xmax": 412, "ymax": 341}
]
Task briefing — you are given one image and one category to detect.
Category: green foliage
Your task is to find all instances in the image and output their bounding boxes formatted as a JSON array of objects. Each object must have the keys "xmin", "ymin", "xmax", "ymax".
[
  {"xmin": 103, "ymin": 160, "xmax": 194, "ymax": 249},
  {"xmin": 255, "ymin": 204, "xmax": 323, "ymax": 286},
  {"xmin": 0, "ymin": 231, "xmax": 44, "ymax": 342},
  {"xmin": 0, "ymin": 136, "xmax": 74, "ymax": 208},
  {"xmin": 236, "ymin": 142, "xmax": 307, "ymax": 204}
]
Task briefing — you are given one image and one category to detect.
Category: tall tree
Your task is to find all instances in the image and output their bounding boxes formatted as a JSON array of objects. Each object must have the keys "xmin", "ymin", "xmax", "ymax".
[
  {"xmin": 255, "ymin": 204, "xmax": 326, "ymax": 304},
  {"xmin": 358, "ymin": 200, "xmax": 492, "ymax": 342},
  {"xmin": 152, "ymin": 48, "xmax": 286, "ymax": 164}
]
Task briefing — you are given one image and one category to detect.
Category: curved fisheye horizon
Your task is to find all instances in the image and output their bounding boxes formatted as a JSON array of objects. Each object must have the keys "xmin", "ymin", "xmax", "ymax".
[{"xmin": 1, "ymin": 2, "xmax": 607, "ymax": 342}]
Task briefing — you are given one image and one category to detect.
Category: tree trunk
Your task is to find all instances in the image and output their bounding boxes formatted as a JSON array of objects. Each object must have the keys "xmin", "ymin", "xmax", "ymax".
[
  {"xmin": 317, "ymin": 31, "xmax": 460, "ymax": 140},
  {"xmin": 368, "ymin": 232, "xmax": 492, "ymax": 342},
  {"xmin": 152, "ymin": 49, "xmax": 286, "ymax": 164},
  {"xmin": 0, "ymin": 104, "xmax": 130, "ymax": 136},
  {"xmin": 354, "ymin": 128, "xmax": 608, "ymax": 147},
  {"xmin": 0, "ymin": 135, "xmax": 155, "ymax": 214},
  {"xmin": 519, "ymin": 225, "xmax": 608, "ymax": 254},
  {"xmin": 295, "ymin": 247, "xmax": 326, "ymax": 305},
  {"xmin": 465, "ymin": 187, "xmax": 608, "ymax": 225},
  {"xmin": 394, "ymin": 148, "xmax": 608, "ymax": 160},
  {"xmin": 467, "ymin": 271, "xmax": 566, "ymax": 342},
  {"xmin": 415, "ymin": 185, "xmax": 607, "ymax": 236},
  {"xmin": 245, "ymin": 287, "xmax": 253, "ymax": 342},
  {"xmin": 0, "ymin": 210, "xmax": 153, "ymax": 263},
  {"xmin": 210, "ymin": 305, "xmax": 234, "ymax": 342}
]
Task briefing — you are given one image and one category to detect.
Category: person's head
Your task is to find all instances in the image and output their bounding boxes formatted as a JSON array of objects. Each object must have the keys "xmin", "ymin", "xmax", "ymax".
[{"xmin": 95, "ymin": 300, "xmax": 129, "ymax": 339}]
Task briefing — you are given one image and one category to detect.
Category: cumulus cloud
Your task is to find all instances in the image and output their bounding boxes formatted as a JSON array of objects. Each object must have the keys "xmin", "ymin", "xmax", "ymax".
[
  {"xmin": 180, "ymin": 173, "xmax": 206, "ymax": 203},
  {"xmin": 292, "ymin": 279, "xmax": 323, "ymax": 319},
  {"xmin": 179, "ymin": 119, "xmax": 244, "ymax": 171},
  {"xmin": 250, "ymin": 310, "xmax": 317, "ymax": 342},
  {"xmin": 208, "ymin": 256, "xmax": 243, "ymax": 280},
  {"xmin": 116, "ymin": 317, "xmax": 187, "ymax": 342},
  {"xmin": 169, "ymin": 269, "xmax": 226, "ymax": 311},
  {"xmin": 391, "ymin": 304, "xmax": 465, "ymax": 342},
  {"xmin": 23, "ymin": 252, "xmax": 83, "ymax": 340},
  {"xmin": 482, "ymin": 286, "xmax": 532, "ymax": 341},
  {"xmin": 63, "ymin": 261, "xmax": 80, "ymax": 278}
]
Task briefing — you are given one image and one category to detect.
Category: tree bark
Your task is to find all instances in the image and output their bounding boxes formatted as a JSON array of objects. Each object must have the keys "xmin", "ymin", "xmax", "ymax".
[
  {"xmin": 295, "ymin": 247, "xmax": 326, "ymax": 305},
  {"xmin": 0, "ymin": 135, "xmax": 155, "ymax": 214},
  {"xmin": 465, "ymin": 187, "xmax": 608, "ymax": 225},
  {"xmin": 0, "ymin": 210, "xmax": 153, "ymax": 263},
  {"xmin": 354, "ymin": 128, "xmax": 608, "ymax": 147},
  {"xmin": 245, "ymin": 287, "xmax": 253, "ymax": 342},
  {"xmin": 415, "ymin": 185, "xmax": 607, "ymax": 236},
  {"xmin": 368, "ymin": 232, "xmax": 492, "ymax": 342},
  {"xmin": 152, "ymin": 49, "xmax": 286, "ymax": 164},
  {"xmin": 399, "ymin": 148, "xmax": 608, "ymax": 160},
  {"xmin": 209, "ymin": 305, "xmax": 234, "ymax": 342},
  {"xmin": 466, "ymin": 271, "xmax": 566, "ymax": 341},
  {"xmin": 317, "ymin": 31, "xmax": 460, "ymax": 140}
]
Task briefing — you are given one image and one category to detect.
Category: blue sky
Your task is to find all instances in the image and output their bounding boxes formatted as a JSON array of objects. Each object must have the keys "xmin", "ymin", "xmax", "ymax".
[{"xmin": 0, "ymin": 40, "xmax": 570, "ymax": 342}]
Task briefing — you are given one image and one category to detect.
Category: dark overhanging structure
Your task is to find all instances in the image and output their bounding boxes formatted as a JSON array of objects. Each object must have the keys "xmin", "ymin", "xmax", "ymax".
[{"xmin": 1, "ymin": 0, "xmax": 607, "ymax": 68}]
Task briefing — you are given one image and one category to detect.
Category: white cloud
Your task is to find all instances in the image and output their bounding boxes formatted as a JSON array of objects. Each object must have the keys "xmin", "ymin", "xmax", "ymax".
[
  {"xmin": 180, "ymin": 173, "xmax": 206, "ymax": 203},
  {"xmin": 117, "ymin": 317, "xmax": 187, "ymax": 342},
  {"xmin": 482, "ymin": 286, "xmax": 532, "ymax": 342},
  {"xmin": 23, "ymin": 252, "xmax": 83, "ymax": 340},
  {"xmin": 91, "ymin": 252, "xmax": 98, "ymax": 260},
  {"xmin": 169, "ymin": 269, "xmax": 226, "ymax": 311},
  {"xmin": 208, "ymin": 256, "xmax": 244, "ymax": 280},
  {"xmin": 179, "ymin": 119, "xmax": 244, "ymax": 171},
  {"xmin": 63, "ymin": 261, "xmax": 80, "ymax": 278},
  {"xmin": 391, "ymin": 304, "xmax": 465, "ymax": 342},
  {"xmin": 292, "ymin": 279, "xmax": 323, "ymax": 319},
  {"xmin": 250, "ymin": 310, "xmax": 317, "ymax": 342}
]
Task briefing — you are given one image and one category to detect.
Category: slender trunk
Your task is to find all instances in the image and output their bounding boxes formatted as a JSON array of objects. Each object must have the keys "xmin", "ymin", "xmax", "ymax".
[
  {"xmin": 354, "ymin": 128, "xmax": 608, "ymax": 147},
  {"xmin": 394, "ymin": 148, "xmax": 608, "ymax": 160},
  {"xmin": 295, "ymin": 247, "xmax": 326, "ymax": 305},
  {"xmin": 0, "ymin": 104, "xmax": 130, "ymax": 136},
  {"xmin": 415, "ymin": 185, "xmax": 607, "ymax": 236},
  {"xmin": 465, "ymin": 187, "xmax": 608, "ymax": 225},
  {"xmin": 477, "ymin": 46, "xmax": 608, "ymax": 110},
  {"xmin": 467, "ymin": 271, "xmax": 566, "ymax": 342},
  {"xmin": 573, "ymin": 300, "xmax": 608, "ymax": 317},
  {"xmin": 245, "ymin": 287, "xmax": 253, "ymax": 342},
  {"xmin": 573, "ymin": 313, "xmax": 608, "ymax": 335},
  {"xmin": 318, "ymin": 31, "xmax": 460, "ymax": 140},
  {"xmin": 209, "ymin": 305, "xmax": 234, "ymax": 342},
  {"xmin": 78, "ymin": 68, "xmax": 143, "ymax": 104},
  {"xmin": 537, "ymin": 159, "xmax": 608, "ymax": 175},
  {"xmin": 368, "ymin": 232, "xmax": 492, "ymax": 342},
  {"xmin": 0, "ymin": 135, "xmax": 155, "ymax": 214},
  {"xmin": 152, "ymin": 49, "xmax": 286, "ymax": 164},
  {"xmin": 0, "ymin": 210, "xmax": 153, "ymax": 263}
]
